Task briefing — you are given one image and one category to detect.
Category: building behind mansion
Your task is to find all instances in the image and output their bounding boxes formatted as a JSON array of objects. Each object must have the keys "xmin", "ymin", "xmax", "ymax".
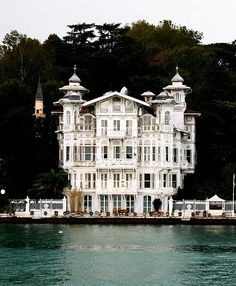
[{"xmin": 54, "ymin": 66, "xmax": 200, "ymax": 215}]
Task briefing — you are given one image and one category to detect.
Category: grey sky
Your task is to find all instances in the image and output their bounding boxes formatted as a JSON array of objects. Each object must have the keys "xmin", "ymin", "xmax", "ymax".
[{"xmin": 1, "ymin": 0, "xmax": 235, "ymax": 44}]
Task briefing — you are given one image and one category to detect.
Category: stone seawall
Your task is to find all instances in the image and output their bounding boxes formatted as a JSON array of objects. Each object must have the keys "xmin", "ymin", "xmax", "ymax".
[{"xmin": 1, "ymin": 217, "xmax": 236, "ymax": 225}]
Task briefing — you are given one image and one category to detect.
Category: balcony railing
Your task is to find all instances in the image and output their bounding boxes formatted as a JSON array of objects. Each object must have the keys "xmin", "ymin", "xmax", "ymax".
[
  {"xmin": 96, "ymin": 159, "xmax": 137, "ymax": 168},
  {"xmin": 107, "ymin": 130, "xmax": 125, "ymax": 139}
]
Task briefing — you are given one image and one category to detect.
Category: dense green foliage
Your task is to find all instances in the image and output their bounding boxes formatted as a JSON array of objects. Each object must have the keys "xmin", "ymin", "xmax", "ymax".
[{"xmin": 0, "ymin": 21, "xmax": 235, "ymax": 199}]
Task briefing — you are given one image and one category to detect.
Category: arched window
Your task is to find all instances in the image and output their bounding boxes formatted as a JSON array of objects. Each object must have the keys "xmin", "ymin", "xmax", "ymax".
[
  {"xmin": 143, "ymin": 195, "xmax": 152, "ymax": 213},
  {"xmin": 164, "ymin": 111, "xmax": 170, "ymax": 125},
  {"xmin": 175, "ymin": 92, "xmax": 180, "ymax": 103},
  {"xmin": 84, "ymin": 195, "xmax": 92, "ymax": 212}
]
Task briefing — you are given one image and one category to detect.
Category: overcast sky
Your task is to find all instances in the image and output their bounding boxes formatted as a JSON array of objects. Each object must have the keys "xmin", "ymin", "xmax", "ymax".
[{"xmin": 1, "ymin": 0, "xmax": 236, "ymax": 45}]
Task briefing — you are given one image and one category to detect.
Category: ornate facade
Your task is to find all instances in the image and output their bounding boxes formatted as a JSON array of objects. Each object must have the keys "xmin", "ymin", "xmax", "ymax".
[{"xmin": 53, "ymin": 66, "xmax": 200, "ymax": 214}]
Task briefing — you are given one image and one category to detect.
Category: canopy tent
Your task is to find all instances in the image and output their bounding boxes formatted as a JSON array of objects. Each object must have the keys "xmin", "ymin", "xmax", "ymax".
[{"xmin": 205, "ymin": 194, "xmax": 225, "ymax": 202}]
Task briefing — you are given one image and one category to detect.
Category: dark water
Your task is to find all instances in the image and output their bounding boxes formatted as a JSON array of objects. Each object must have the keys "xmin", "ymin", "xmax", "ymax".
[{"xmin": 0, "ymin": 224, "xmax": 236, "ymax": 286}]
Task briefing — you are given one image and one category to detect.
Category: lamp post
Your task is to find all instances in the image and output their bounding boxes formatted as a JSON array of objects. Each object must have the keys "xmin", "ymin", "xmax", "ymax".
[{"xmin": 0, "ymin": 189, "xmax": 6, "ymax": 213}]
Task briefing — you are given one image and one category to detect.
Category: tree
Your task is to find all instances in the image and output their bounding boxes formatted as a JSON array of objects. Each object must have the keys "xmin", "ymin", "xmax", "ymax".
[
  {"xmin": 29, "ymin": 169, "xmax": 70, "ymax": 199},
  {"xmin": 0, "ymin": 31, "xmax": 44, "ymax": 84},
  {"xmin": 153, "ymin": 199, "xmax": 162, "ymax": 212}
]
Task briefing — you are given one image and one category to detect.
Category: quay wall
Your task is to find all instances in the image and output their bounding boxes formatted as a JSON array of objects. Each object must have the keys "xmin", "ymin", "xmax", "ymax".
[{"xmin": 1, "ymin": 217, "xmax": 236, "ymax": 225}]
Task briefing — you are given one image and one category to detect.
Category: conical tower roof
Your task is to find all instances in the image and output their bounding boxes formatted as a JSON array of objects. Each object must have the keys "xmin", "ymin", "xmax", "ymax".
[{"xmin": 35, "ymin": 77, "xmax": 43, "ymax": 101}]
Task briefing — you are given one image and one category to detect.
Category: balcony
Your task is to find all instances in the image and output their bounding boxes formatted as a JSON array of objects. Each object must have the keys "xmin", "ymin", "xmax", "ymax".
[
  {"xmin": 107, "ymin": 130, "xmax": 125, "ymax": 139},
  {"xmin": 96, "ymin": 159, "xmax": 137, "ymax": 169},
  {"xmin": 65, "ymin": 161, "xmax": 95, "ymax": 168}
]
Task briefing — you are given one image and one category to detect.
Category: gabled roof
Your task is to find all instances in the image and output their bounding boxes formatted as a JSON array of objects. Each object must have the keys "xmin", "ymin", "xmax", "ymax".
[{"xmin": 83, "ymin": 91, "xmax": 150, "ymax": 107}]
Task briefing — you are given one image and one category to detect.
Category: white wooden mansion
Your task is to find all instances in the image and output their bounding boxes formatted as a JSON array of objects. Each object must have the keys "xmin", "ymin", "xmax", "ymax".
[{"xmin": 53, "ymin": 66, "xmax": 200, "ymax": 215}]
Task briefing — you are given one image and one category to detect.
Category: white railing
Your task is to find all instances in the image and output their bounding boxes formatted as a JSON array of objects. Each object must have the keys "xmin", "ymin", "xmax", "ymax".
[
  {"xmin": 172, "ymin": 200, "xmax": 235, "ymax": 217},
  {"xmin": 107, "ymin": 130, "xmax": 126, "ymax": 138},
  {"xmin": 10, "ymin": 197, "xmax": 67, "ymax": 218},
  {"xmin": 96, "ymin": 159, "xmax": 137, "ymax": 168}
]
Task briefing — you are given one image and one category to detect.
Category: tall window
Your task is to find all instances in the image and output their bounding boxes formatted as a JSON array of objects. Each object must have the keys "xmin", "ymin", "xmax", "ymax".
[
  {"xmin": 126, "ymin": 173, "xmax": 132, "ymax": 189},
  {"xmin": 85, "ymin": 146, "xmax": 92, "ymax": 161},
  {"xmin": 101, "ymin": 146, "xmax": 108, "ymax": 159},
  {"xmin": 164, "ymin": 111, "xmax": 170, "ymax": 125},
  {"xmin": 126, "ymin": 195, "xmax": 134, "ymax": 212},
  {"xmin": 79, "ymin": 144, "xmax": 95, "ymax": 161},
  {"xmin": 175, "ymin": 93, "xmax": 180, "ymax": 103},
  {"xmin": 185, "ymin": 125, "xmax": 191, "ymax": 139},
  {"xmin": 125, "ymin": 100, "xmax": 133, "ymax": 112},
  {"xmin": 113, "ymin": 120, "xmax": 120, "ymax": 131},
  {"xmin": 101, "ymin": 120, "xmax": 107, "ymax": 135},
  {"xmin": 84, "ymin": 195, "xmax": 92, "ymax": 212},
  {"xmin": 73, "ymin": 173, "xmax": 76, "ymax": 187},
  {"xmin": 126, "ymin": 146, "xmax": 132, "ymax": 159},
  {"xmin": 100, "ymin": 100, "xmax": 109, "ymax": 112},
  {"xmin": 113, "ymin": 146, "xmax": 120, "ymax": 159},
  {"xmin": 139, "ymin": 173, "xmax": 142, "ymax": 189},
  {"xmin": 113, "ymin": 173, "xmax": 121, "ymax": 188},
  {"xmin": 66, "ymin": 146, "xmax": 70, "ymax": 161},
  {"xmin": 73, "ymin": 146, "xmax": 77, "ymax": 162},
  {"xmin": 152, "ymin": 146, "xmax": 156, "ymax": 161},
  {"xmin": 186, "ymin": 147, "xmax": 192, "ymax": 163},
  {"xmin": 144, "ymin": 174, "xmax": 151, "ymax": 188},
  {"xmin": 74, "ymin": 111, "xmax": 77, "ymax": 125},
  {"xmin": 163, "ymin": 174, "xmax": 167, "ymax": 187},
  {"xmin": 143, "ymin": 115, "xmax": 152, "ymax": 131},
  {"xmin": 144, "ymin": 146, "xmax": 150, "ymax": 161},
  {"xmin": 165, "ymin": 146, "xmax": 169, "ymax": 162},
  {"xmin": 172, "ymin": 174, "xmax": 177, "ymax": 188},
  {"xmin": 101, "ymin": 173, "xmax": 108, "ymax": 189},
  {"xmin": 158, "ymin": 146, "xmax": 161, "ymax": 161},
  {"xmin": 100, "ymin": 195, "xmax": 108, "ymax": 212},
  {"xmin": 143, "ymin": 196, "xmax": 152, "ymax": 213},
  {"xmin": 84, "ymin": 115, "xmax": 92, "ymax": 130},
  {"xmin": 113, "ymin": 195, "xmax": 121, "ymax": 211},
  {"xmin": 173, "ymin": 148, "xmax": 178, "ymax": 163},
  {"xmin": 138, "ymin": 146, "xmax": 142, "ymax": 162},
  {"xmin": 66, "ymin": 111, "xmax": 71, "ymax": 125},
  {"xmin": 113, "ymin": 97, "xmax": 121, "ymax": 112},
  {"xmin": 126, "ymin": 120, "xmax": 132, "ymax": 136},
  {"xmin": 85, "ymin": 173, "xmax": 96, "ymax": 189}
]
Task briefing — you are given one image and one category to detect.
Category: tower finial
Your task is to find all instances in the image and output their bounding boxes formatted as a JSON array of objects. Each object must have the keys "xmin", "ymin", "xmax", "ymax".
[
  {"xmin": 69, "ymin": 64, "xmax": 81, "ymax": 84},
  {"xmin": 171, "ymin": 66, "xmax": 184, "ymax": 83}
]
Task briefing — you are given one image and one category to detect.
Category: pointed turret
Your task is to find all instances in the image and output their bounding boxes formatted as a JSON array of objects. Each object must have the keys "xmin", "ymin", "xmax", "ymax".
[
  {"xmin": 163, "ymin": 67, "xmax": 191, "ymax": 92},
  {"xmin": 58, "ymin": 65, "xmax": 89, "ymax": 102},
  {"xmin": 33, "ymin": 78, "xmax": 45, "ymax": 118}
]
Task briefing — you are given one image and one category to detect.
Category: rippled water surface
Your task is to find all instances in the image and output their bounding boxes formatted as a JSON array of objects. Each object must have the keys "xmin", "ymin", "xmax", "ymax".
[{"xmin": 0, "ymin": 224, "xmax": 236, "ymax": 285}]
